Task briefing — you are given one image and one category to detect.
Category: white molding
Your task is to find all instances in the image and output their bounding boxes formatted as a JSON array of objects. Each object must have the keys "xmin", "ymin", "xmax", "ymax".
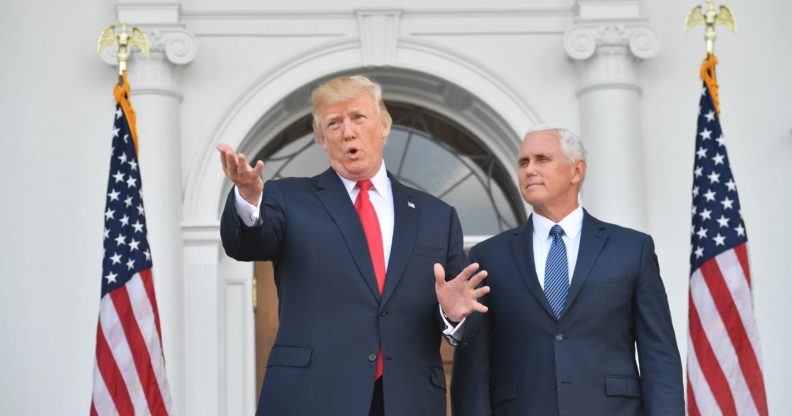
[
  {"xmin": 180, "ymin": 6, "xmax": 573, "ymax": 18},
  {"xmin": 356, "ymin": 10, "xmax": 401, "ymax": 67},
  {"xmin": 575, "ymin": 0, "xmax": 642, "ymax": 20},
  {"xmin": 183, "ymin": 222, "xmax": 221, "ymax": 245},
  {"xmin": 117, "ymin": 1, "xmax": 181, "ymax": 24},
  {"xmin": 180, "ymin": 7, "xmax": 573, "ymax": 37}
]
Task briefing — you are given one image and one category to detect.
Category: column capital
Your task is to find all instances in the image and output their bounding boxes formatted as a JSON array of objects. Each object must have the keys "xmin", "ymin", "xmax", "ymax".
[
  {"xmin": 563, "ymin": 22, "xmax": 660, "ymax": 61},
  {"xmin": 563, "ymin": 22, "xmax": 659, "ymax": 94}
]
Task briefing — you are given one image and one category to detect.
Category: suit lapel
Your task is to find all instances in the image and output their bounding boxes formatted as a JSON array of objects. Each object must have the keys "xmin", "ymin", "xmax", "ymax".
[
  {"xmin": 380, "ymin": 175, "xmax": 417, "ymax": 307},
  {"xmin": 509, "ymin": 218, "xmax": 557, "ymax": 319},
  {"xmin": 564, "ymin": 209, "xmax": 607, "ymax": 314},
  {"xmin": 313, "ymin": 168, "xmax": 380, "ymax": 299}
]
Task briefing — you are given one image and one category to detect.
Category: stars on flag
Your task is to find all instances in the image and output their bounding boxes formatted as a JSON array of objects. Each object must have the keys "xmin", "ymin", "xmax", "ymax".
[
  {"xmin": 689, "ymin": 82, "xmax": 748, "ymax": 270},
  {"xmin": 101, "ymin": 104, "xmax": 151, "ymax": 295}
]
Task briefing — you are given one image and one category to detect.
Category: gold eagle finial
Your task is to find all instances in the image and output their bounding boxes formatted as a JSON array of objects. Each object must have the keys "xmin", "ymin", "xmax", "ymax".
[
  {"xmin": 97, "ymin": 22, "xmax": 149, "ymax": 77},
  {"xmin": 685, "ymin": 0, "xmax": 736, "ymax": 54}
]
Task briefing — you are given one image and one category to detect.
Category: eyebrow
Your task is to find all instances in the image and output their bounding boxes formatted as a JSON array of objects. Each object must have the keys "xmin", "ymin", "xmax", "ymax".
[{"xmin": 518, "ymin": 152, "xmax": 554, "ymax": 162}]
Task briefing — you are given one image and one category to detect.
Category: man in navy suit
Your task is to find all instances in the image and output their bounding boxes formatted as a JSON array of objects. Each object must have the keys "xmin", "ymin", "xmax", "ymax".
[
  {"xmin": 451, "ymin": 127, "xmax": 684, "ymax": 415},
  {"xmin": 218, "ymin": 75, "xmax": 488, "ymax": 415}
]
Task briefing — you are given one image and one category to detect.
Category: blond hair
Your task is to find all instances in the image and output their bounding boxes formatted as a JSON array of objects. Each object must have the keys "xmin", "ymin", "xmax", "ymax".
[{"xmin": 311, "ymin": 75, "xmax": 392, "ymax": 140}]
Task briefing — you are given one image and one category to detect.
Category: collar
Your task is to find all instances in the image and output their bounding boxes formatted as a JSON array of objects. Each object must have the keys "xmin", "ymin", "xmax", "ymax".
[
  {"xmin": 337, "ymin": 161, "xmax": 390, "ymax": 195},
  {"xmin": 532, "ymin": 205, "xmax": 584, "ymax": 240}
]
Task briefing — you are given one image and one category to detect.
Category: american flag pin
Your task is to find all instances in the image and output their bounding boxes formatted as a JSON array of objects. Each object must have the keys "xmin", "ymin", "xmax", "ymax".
[{"xmin": 407, "ymin": 201, "xmax": 415, "ymax": 209}]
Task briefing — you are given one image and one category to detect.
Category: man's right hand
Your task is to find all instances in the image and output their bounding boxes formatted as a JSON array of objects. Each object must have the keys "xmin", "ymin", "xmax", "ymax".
[{"xmin": 217, "ymin": 143, "xmax": 265, "ymax": 206}]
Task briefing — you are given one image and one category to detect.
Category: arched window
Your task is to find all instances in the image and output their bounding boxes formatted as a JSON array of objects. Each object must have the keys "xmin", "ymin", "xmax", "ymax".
[{"xmin": 254, "ymin": 102, "xmax": 525, "ymax": 237}]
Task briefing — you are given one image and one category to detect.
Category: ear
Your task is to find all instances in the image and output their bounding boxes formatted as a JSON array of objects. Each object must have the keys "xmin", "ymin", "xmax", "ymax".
[
  {"xmin": 380, "ymin": 117, "xmax": 391, "ymax": 140},
  {"xmin": 316, "ymin": 132, "xmax": 328, "ymax": 152},
  {"xmin": 571, "ymin": 159, "xmax": 586, "ymax": 184}
]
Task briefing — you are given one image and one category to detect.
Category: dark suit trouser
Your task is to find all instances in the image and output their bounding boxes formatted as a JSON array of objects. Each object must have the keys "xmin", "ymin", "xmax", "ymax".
[{"xmin": 369, "ymin": 377, "xmax": 384, "ymax": 416}]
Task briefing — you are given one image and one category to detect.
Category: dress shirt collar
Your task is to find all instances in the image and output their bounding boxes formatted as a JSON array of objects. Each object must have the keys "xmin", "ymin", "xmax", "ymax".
[
  {"xmin": 531, "ymin": 205, "xmax": 584, "ymax": 240},
  {"xmin": 337, "ymin": 161, "xmax": 391, "ymax": 196}
]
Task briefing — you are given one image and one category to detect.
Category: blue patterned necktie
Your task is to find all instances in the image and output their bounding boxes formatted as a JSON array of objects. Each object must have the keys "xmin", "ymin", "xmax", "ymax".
[{"xmin": 544, "ymin": 224, "xmax": 569, "ymax": 319}]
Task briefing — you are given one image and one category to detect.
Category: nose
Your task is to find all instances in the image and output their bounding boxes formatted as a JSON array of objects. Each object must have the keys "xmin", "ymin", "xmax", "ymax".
[
  {"xmin": 341, "ymin": 118, "xmax": 356, "ymax": 140},
  {"xmin": 521, "ymin": 163, "xmax": 536, "ymax": 176}
]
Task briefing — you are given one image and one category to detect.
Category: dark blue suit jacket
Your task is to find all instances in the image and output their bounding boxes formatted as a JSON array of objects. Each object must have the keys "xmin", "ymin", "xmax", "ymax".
[
  {"xmin": 220, "ymin": 168, "xmax": 468, "ymax": 416},
  {"xmin": 452, "ymin": 210, "xmax": 683, "ymax": 416}
]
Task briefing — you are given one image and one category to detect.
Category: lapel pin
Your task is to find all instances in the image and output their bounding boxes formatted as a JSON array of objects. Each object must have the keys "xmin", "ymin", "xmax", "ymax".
[{"xmin": 407, "ymin": 201, "xmax": 415, "ymax": 209}]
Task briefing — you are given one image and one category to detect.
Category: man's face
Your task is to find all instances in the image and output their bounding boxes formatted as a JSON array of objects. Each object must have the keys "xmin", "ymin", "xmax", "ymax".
[
  {"xmin": 517, "ymin": 130, "xmax": 585, "ymax": 217},
  {"xmin": 316, "ymin": 93, "xmax": 391, "ymax": 182}
]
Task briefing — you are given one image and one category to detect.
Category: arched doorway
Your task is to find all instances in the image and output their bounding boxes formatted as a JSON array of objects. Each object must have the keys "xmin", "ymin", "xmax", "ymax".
[
  {"xmin": 181, "ymin": 42, "xmax": 541, "ymax": 413},
  {"xmin": 251, "ymin": 90, "xmax": 526, "ymax": 413}
]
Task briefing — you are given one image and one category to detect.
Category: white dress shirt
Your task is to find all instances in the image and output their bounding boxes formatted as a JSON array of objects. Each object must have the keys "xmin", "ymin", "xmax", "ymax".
[{"xmin": 531, "ymin": 205, "xmax": 584, "ymax": 288}]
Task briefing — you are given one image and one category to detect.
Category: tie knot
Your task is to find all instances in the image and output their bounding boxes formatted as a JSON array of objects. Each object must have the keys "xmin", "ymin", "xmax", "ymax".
[
  {"xmin": 550, "ymin": 224, "xmax": 564, "ymax": 239},
  {"xmin": 357, "ymin": 180, "xmax": 373, "ymax": 192}
]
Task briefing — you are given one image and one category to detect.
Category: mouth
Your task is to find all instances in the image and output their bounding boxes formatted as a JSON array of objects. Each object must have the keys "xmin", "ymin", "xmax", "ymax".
[{"xmin": 346, "ymin": 147, "xmax": 360, "ymax": 158}]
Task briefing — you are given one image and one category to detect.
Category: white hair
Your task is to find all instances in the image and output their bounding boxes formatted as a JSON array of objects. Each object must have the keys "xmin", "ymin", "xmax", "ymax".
[{"xmin": 523, "ymin": 125, "xmax": 587, "ymax": 163}]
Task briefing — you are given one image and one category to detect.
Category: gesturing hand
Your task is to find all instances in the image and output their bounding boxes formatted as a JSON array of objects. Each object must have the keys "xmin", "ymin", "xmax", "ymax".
[
  {"xmin": 434, "ymin": 263, "xmax": 489, "ymax": 323},
  {"xmin": 217, "ymin": 143, "xmax": 265, "ymax": 206}
]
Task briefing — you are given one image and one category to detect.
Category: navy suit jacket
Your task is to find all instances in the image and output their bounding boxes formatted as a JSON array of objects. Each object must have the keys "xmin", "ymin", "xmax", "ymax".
[
  {"xmin": 220, "ymin": 168, "xmax": 468, "ymax": 416},
  {"xmin": 452, "ymin": 210, "xmax": 684, "ymax": 416}
]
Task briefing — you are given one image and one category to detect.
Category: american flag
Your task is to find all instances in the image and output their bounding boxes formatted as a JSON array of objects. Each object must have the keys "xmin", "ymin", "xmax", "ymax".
[
  {"xmin": 686, "ymin": 55, "xmax": 767, "ymax": 416},
  {"xmin": 91, "ymin": 76, "xmax": 172, "ymax": 415}
]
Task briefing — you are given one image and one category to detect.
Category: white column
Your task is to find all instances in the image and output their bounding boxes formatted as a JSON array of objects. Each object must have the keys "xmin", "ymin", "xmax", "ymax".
[
  {"xmin": 102, "ymin": 7, "xmax": 197, "ymax": 412},
  {"xmin": 564, "ymin": 21, "xmax": 660, "ymax": 231},
  {"xmin": 130, "ymin": 29, "xmax": 196, "ymax": 416}
]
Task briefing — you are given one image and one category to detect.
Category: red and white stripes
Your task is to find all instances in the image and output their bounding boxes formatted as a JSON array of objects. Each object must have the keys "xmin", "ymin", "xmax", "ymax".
[
  {"xmin": 687, "ymin": 243, "xmax": 767, "ymax": 416},
  {"xmin": 91, "ymin": 269, "xmax": 171, "ymax": 416}
]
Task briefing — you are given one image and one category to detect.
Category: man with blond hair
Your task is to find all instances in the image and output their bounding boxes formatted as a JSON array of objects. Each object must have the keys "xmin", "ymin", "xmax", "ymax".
[
  {"xmin": 451, "ymin": 127, "xmax": 683, "ymax": 415},
  {"xmin": 218, "ymin": 75, "xmax": 488, "ymax": 415}
]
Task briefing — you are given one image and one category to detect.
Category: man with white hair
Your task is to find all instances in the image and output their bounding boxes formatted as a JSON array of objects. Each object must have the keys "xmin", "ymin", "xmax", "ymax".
[
  {"xmin": 451, "ymin": 127, "xmax": 684, "ymax": 415},
  {"xmin": 217, "ymin": 75, "xmax": 488, "ymax": 415}
]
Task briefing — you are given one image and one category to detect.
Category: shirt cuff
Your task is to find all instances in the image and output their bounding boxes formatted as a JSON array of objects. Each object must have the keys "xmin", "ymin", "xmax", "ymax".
[
  {"xmin": 440, "ymin": 305, "xmax": 467, "ymax": 347},
  {"xmin": 234, "ymin": 186, "xmax": 263, "ymax": 227}
]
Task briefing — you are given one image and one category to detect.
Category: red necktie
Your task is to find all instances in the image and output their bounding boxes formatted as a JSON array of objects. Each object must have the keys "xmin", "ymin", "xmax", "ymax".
[{"xmin": 355, "ymin": 180, "xmax": 385, "ymax": 379}]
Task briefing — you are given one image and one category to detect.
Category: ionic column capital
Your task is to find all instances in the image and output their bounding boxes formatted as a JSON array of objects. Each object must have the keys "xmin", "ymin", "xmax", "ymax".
[{"xmin": 563, "ymin": 22, "xmax": 660, "ymax": 93}]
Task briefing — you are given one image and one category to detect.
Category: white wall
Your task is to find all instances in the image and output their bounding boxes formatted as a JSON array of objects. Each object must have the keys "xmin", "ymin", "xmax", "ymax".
[
  {"xmin": 0, "ymin": 1, "xmax": 117, "ymax": 414},
  {"xmin": 1, "ymin": 0, "xmax": 790, "ymax": 414}
]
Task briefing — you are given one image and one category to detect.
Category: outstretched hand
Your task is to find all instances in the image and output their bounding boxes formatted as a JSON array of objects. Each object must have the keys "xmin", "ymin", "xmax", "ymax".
[
  {"xmin": 217, "ymin": 143, "xmax": 265, "ymax": 206},
  {"xmin": 434, "ymin": 263, "xmax": 489, "ymax": 323}
]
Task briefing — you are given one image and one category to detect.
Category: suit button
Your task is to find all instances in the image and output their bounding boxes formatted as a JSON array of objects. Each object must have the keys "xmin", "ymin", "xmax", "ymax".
[
  {"xmin": 380, "ymin": 310, "xmax": 388, "ymax": 317},
  {"xmin": 368, "ymin": 354, "xmax": 377, "ymax": 362},
  {"xmin": 554, "ymin": 333, "xmax": 564, "ymax": 342}
]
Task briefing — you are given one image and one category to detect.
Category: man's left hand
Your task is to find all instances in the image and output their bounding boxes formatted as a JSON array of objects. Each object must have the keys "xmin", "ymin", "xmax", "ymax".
[{"xmin": 434, "ymin": 263, "xmax": 489, "ymax": 323}]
